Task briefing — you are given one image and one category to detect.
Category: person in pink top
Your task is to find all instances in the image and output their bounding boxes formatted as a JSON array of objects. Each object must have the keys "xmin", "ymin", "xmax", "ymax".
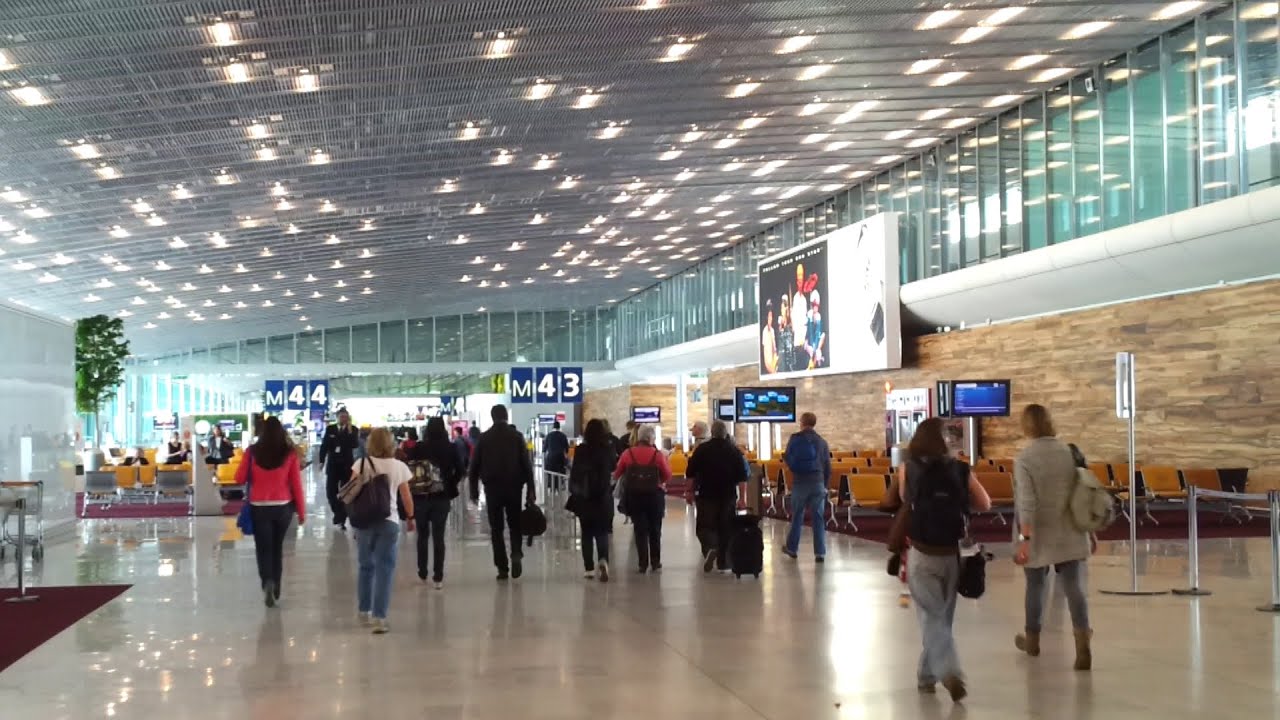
[
  {"xmin": 236, "ymin": 416, "xmax": 306, "ymax": 607},
  {"xmin": 613, "ymin": 424, "xmax": 672, "ymax": 573}
]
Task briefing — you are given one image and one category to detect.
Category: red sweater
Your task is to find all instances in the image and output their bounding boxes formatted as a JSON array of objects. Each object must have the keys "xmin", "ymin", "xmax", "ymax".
[
  {"xmin": 236, "ymin": 451, "xmax": 306, "ymax": 522},
  {"xmin": 613, "ymin": 445, "xmax": 672, "ymax": 490}
]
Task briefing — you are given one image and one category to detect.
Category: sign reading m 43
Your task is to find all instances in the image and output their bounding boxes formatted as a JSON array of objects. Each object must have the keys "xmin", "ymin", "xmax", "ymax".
[{"xmin": 509, "ymin": 367, "xmax": 583, "ymax": 404}]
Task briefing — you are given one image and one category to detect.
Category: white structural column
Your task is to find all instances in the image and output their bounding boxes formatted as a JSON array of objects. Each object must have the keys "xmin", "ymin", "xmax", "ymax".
[{"xmin": 676, "ymin": 374, "xmax": 688, "ymax": 450}]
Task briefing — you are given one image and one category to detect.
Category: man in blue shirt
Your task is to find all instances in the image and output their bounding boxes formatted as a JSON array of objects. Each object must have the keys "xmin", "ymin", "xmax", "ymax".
[{"xmin": 782, "ymin": 412, "xmax": 831, "ymax": 562}]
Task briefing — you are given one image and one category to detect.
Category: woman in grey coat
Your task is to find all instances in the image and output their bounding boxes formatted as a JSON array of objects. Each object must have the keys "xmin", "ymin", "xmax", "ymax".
[{"xmin": 1012, "ymin": 404, "xmax": 1096, "ymax": 670}]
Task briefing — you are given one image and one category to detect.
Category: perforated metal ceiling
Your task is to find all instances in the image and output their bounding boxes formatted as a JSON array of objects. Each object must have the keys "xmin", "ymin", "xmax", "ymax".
[{"xmin": 0, "ymin": 1, "xmax": 1218, "ymax": 355}]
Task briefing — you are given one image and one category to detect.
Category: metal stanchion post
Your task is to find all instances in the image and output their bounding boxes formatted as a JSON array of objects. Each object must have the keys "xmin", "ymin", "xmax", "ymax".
[
  {"xmin": 1173, "ymin": 485, "xmax": 1211, "ymax": 596},
  {"xmin": 1257, "ymin": 490, "xmax": 1280, "ymax": 614},
  {"xmin": 5, "ymin": 498, "xmax": 39, "ymax": 604}
]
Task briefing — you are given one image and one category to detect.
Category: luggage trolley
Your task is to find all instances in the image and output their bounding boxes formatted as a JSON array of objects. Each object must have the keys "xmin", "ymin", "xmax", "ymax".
[{"xmin": 0, "ymin": 481, "xmax": 45, "ymax": 562}]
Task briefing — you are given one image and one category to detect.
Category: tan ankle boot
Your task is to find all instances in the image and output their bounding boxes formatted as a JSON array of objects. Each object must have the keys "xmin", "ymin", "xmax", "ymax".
[
  {"xmin": 1073, "ymin": 629, "xmax": 1093, "ymax": 670},
  {"xmin": 1015, "ymin": 631, "xmax": 1040, "ymax": 657}
]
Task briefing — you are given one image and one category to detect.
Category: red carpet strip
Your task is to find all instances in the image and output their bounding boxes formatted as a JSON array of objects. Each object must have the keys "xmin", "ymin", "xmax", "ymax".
[{"xmin": 0, "ymin": 584, "xmax": 131, "ymax": 673}]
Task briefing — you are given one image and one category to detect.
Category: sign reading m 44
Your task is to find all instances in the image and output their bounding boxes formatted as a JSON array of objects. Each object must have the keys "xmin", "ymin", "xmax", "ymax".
[{"xmin": 509, "ymin": 367, "xmax": 583, "ymax": 404}]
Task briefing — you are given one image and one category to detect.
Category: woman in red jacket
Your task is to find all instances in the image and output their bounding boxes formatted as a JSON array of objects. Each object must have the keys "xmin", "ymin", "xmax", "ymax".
[
  {"xmin": 613, "ymin": 424, "xmax": 672, "ymax": 573},
  {"xmin": 236, "ymin": 416, "xmax": 306, "ymax": 607}
]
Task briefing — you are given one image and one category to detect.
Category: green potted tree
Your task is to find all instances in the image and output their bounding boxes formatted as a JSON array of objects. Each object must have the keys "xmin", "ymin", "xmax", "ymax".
[{"xmin": 75, "ymin": 315, "xmax": 130, "ymax": 471}]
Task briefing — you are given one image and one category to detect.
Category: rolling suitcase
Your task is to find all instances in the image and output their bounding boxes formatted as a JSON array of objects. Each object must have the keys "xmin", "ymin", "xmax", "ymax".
[{"xmin": 730, "ymin": 513, "xmax": 764, "ymax": 578}]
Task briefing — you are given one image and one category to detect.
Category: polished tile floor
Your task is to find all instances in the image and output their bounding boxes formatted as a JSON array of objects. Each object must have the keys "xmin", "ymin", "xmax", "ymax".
[{"xmin": 2, "ymin": 474, "xmax": 1280, "ymax": 719}]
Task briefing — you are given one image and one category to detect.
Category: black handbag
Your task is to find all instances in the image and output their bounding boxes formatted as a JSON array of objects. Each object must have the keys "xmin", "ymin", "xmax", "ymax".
[{"xmin": 957, "ymin": 548, "xmax": 992, "ymax": 599}]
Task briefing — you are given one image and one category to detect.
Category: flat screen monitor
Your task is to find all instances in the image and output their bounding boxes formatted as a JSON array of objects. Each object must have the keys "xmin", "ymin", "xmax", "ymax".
[
  {"xmin": 735, "ymin": 387, "xmax": 797, "ymax": 423},
  {"xmin": 950, "ymin": 381, "xmax": 1011, "ymax": 418},
  {"xmin": 714, "ymin": 399, "xmax": 736, "ymax": 422},
  {"xmin": 631, "ymin": 406, "xmax": 661, "ymax": 423},
  {"xmin": 536, "ymin": 413, "xmax": 557, "ymax": 425},
  {"xmin": 757, "ymin": 212, "xmax": 902, "ymax": 380}
]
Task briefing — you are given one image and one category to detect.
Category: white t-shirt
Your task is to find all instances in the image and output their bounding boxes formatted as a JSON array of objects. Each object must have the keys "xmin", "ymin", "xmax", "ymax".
[
  {"xmin": 791, "ymin": 292, "xmax": 808, "ymax": 346},
  {"xmin": 355, "ymin": 456, "xmax": 412, "ymax": 522}
]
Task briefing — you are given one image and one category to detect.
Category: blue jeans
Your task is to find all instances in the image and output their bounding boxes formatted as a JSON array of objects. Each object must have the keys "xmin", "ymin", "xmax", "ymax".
[
  {"xmin": 786, "ymin": 479, "xmax": 828, "ymax": 557},
  {"xmin": 908, "ymin": 548, "xmax": 961, "ymax": 685},
  {"xmin": 356, "ymin": 520, "xmax": 400, "ymax": 619},
  {"xmin": 1024, "ymin": 560, "xmax": 1090, "ymax": 633}
]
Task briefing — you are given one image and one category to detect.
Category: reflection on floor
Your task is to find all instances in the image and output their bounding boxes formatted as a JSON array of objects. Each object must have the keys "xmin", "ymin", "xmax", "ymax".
[{"xmin": 1, "ymin": 472, "xmax": 1279, "ymax": 719}]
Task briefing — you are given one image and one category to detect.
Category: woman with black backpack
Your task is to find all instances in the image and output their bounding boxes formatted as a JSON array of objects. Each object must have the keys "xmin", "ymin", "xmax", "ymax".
[
  {"xmin": 897, "ymin": 418, "xmax": 991, "ymax": 703},
  {"xmin": 567, "ymin": 419, "xmax": 617, "ymax": 582},
  {"xmin": 409, "ymin": 417, "xmax": 462, "ymax": 590}
]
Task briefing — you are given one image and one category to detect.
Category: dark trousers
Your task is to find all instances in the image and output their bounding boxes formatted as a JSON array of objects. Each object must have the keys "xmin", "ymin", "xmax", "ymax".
[
  {"xmin": 485, "ymin": 495, "xmax": 523, "ymax": 572},
  {"xmin": 325, "ymin": 469, "xmax": 349, "ymax": 526},
  {"xmin": 250, "ymin": 503, "xmax": 294, "ymax": 590},
  {"xmin": 579, "ymin": 516, "xmax": 611, "ymax": 571},
  {"xmin": 413, "ymin": 494, "xmax": 451, "ymax": 582},
  {"xmin": 696, "ymin": 496, "xmax": 736, "ymax": 570},
  {"xmin": 627, "ymin": 491, "xmax": 665, "ymax": 570}
]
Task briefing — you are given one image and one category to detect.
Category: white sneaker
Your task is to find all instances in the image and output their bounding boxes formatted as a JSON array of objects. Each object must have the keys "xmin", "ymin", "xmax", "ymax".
[
  {"xmin": 358, "ymin": 611, "xmax": 372, "ymax": 627},
  {"xmin": 597, "ymin": 560, "xmax": 610, "ymax": 583},
  {"xmin": 584, "ymin": 571, "xmax": 597, "ymax": 580},
  {"xmin": 433, "ymin": 581, "xmax": 444, "ymax": 590},
  {"xmin": 372, "ymin": 618, "xmax": 389, "ymax": 635}
]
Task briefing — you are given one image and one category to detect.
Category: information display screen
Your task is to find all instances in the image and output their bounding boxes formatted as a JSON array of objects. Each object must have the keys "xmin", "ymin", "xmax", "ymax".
[
  {"xmin": 631, "ymin": 406, "xmax": 661, "ymax": 423},
  {"xmin": 715, "ymin": 399, "xmax": 736, "ymax": 422},
  {"xmin": 734, "ymin": 387, "xmax": 797, "ymax": 423},
  {"xmin": 950, "ymin": 381, "xmax": 1012, "ymax": 418}
]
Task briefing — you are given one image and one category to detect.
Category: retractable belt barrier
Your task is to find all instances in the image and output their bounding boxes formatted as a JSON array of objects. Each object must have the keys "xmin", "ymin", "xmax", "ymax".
[{"xmin": 1172, "ymin": 485, "xmax": 1280, "ymax": 613}]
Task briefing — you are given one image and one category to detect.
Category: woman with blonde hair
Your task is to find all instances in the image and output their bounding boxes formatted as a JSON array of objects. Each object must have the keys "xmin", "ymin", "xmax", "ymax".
[
  {"xmin": 1012, "ymin": 404, "xmax": 1095, "ymax": 670},
  {"xmin": 347, "ymin": 427, "xmax": 415, "ymax": 634}
]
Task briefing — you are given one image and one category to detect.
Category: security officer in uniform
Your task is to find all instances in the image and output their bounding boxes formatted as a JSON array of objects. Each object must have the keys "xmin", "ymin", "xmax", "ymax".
[{"xmin": 319, "ymin": 408, "xmax": 360, "ymax": 530}]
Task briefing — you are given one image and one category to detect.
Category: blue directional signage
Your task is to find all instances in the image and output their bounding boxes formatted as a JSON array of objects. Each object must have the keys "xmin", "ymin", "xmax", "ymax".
[
  {"xmin": 264, "ymin": 380, "xmax": 286, "ymax": 413},
  {"xmin": 286, "ymin": 380, "xmax": 308, "ymax": 411},
  {"xmin": 559, "ymin": 367, "xmax": 584, "ymax": 403},
  {"xmin": 510, "ymin": 367, "xmax": 536, "ymax": 404},
  {"xmin": 508, "ymin": 367, "xmax": 584, "ymax": 404},
  {"xmin": 308, "ymin": 380, "xmax": 330, "ymax": 410}
]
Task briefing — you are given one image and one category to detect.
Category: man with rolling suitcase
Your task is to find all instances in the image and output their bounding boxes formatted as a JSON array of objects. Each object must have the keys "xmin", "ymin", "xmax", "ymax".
[{"xmin": 685, "ymin": 420, "xmax": 747, "ymax": 574}]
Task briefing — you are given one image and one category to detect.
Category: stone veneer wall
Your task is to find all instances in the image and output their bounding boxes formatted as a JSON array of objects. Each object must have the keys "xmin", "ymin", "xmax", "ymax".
[
  {"xmin": 582, "ymin": 383, "xmax": 710, "ymax": 438},
  {"xmin": 707, "ymin": 279, "xmax": 1280, "ymax": 490}
]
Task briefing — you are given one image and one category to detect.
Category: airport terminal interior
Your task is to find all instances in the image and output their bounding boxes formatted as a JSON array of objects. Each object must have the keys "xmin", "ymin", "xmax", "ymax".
[{"xmin": 2, "ymin": 0, "xmax": 1280, "ymax": 717}]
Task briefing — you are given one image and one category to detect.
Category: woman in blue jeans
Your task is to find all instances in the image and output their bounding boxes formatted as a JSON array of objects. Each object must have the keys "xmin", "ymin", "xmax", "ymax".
[{"xmin": 346, "ymin": 427, "xmax": 414, "ymax": 635}]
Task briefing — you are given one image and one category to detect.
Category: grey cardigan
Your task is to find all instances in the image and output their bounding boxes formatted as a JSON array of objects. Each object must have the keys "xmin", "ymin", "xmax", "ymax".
[{"xmin": 1014, "ymin": 437, "xmax": 1091, "ymax": 568}]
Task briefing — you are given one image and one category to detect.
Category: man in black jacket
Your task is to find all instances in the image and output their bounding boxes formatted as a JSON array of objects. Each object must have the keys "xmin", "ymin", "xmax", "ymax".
[
  {"xmin": 319, "ymin": 408, "xmax": 360, "ymax": 530},
  {"xmin": 685, "ymin": 420, "xmax": 747, "ymax": 573},
  {"xmin": 469, "ymin": 405, "xmax": 536, "ymax": 580},
  {"xmin": 543, "ymin": 421, "xmax": 569, "ymax": 479}
]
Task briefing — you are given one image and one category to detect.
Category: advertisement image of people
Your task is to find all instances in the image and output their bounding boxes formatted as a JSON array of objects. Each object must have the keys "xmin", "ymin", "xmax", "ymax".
[{"xmin": 758, "ymin": 241, "xmax": 828, "ymax": 377}]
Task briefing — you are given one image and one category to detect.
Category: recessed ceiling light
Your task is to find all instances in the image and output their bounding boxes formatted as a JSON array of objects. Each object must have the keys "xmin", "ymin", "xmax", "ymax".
[
  {"xmin": 1155, "ymin": 2, "xmax": 1206, "ymax": 20},
  {"xmin": 224, "ymin": 61, "xmax": 249, "ymax": 83},
  {"xmin": 986, "ymin": 94, "xmax": 1023, "ymax": 108},
  {"xmin": 324, "ymin": 234, "xmax": 341, "ymax": 246},
  {"xmin": 202, "ymin": 298, "xmax": 217, "ymax": 308},
  {"xmin": 0, "ymin": 218, "xmax": 12, "ymax": 232},
  {"xmin": 0, "ymin": 50, "xmax": 17, "ymax": 71},
  {"xmin": 247, "ymin": 123, "xmax": 269, "ymax": 140},
  {"xmin": 145, "ymin": 214, "xmax": 166, "ymax": 227},
  {"xmin": 558, "ymin": 176, "xmax": 579, "ymax": 189},
  {"xmin": 9, "ymin": 86, "xmax": 49, "ymax": 106},
  {"xmin": 109, "ymin": 225, "xmax": 130, "ymax": 239},
  {"xmin": 320, "ymin": 199, "xmax": 336, "ymax": 213},
  {"xmin": 918, "ymin": 9, "xmax": 963, "ymax": 29},
  {"xmin": 1, "ymin": 187, "xmax": 26, "ymax": 203},
  {"xmin": 823, "ymin": 163, "xmax": 849, "ymax": 173},
  {"xmin": 209, "ymin": 21, "xmax": 236, "ymax": 46},
  {"xmin": 799, "ymin": 100, "xmax": 829, "ymax": 116},
  {"xmin": 11, "ymin": 230, "xmax": 36, "ymax": 244},
  {"xmin": 876, "ymin": 154, "xmax": 903, "ymax": 164},
  {"xmin": 885, "ymin": 129, "xmax": 914, "ymax": 140},
  {"xmin": 945, "ymin": 117, "xmax": 976, "ymax": 129},
  {"xmin": 1031, "ymin": 67, "xmax": 1074, "ymax": 83},
  {"xmin": 797, "ymin": 64, "xmax": 832, "ymax": 81},
  {"xmin": 658, "ymin": 149, "xmax": 683, "ymax": 161},
  {"xmin": 198, "ymin": 264, "xmax": 214, "ymax": 274},
  {"xmin": 907, "ymin": 137, "xmax": 939, "ymax": 148},
  {"xmin": 361, "ymin": 218, "xmax": 376, "ymax": 231},
  {"xmin": 526, "ymin": 79, "xmax": 555, "ymax": 100},
  {"xmin": 739, "ymin": 116, "xmax": 766, "ymax": 129},
  {"xmin": 1063, "ymin": 21, "xmax": 1112, "ymax": 39},
  {"xmin": 932, "ymin": 71, "xmax": 969, "ymax": 86},
  {"xmin": 214, "ymin": 169, "xmax": 236, "ymax": 184},
  {"xmin": 155, "ymin": 260, "xmax": 171, "ymax": 271},
  {"xmin": 722, "ymin": 159, "xmax": 744, "ymax": 171},
  {"xmin": 833, "ymin": 100, "xmax": 879, "ymax": 124},
  {"xmin": 295, "ymin": 69, "xmax": 319, "ymax": 93},
  {"xmin": 777, "ymin": 35, "xmax": 814, "ymax": 54},
  {"xmin": 954, "ymin": 26, "xmax": 996, "ymax": 44},
  {"xmin": 169, "ymin": 236, "xmax": 187, "ymax": 249},
  {"xmin": 1008, "ymin": 54, "xmax": 1049, "ymax": 71},
  {"xmin": 180, "ymin": 282, "xmax": 197, "ymax": 291},
  {"xmin": 729, "ymin": 81, "xmax": 760, "ymax": 98},
  {"xmin": 907, "ymin": 59, "xmax": 943, "ymax": 75},
  {"xmin": 801, "ymin": 132, "xmax": 830, "ymax": 144},
  {"xmin": 171, "ymin": 184, "xmax": 192, "ymax": 200},
  {"xmin": 310, "ymin": 149, "xmax": 330, "ymax": 165},
  {"xmin": 95, "ymin": 164, "xmax": 120, "ymax": 180},
  {"xmin": 533, "ymin": 154, "xmax": 555, "ymax": 170},
  {"xmin": 675, "ymin": 168, "xmax": 696, "ymax": 182},
  {"xmin": 468, "ymin": 202, "xmax": 486, "ymax": 215},
  {"xmin": 70, "ymin": 141, "xmax": 101, "ymax": 160},
  {"xmin": 438, "ymin": 178, "xmax": 458, "ymax": 193},
  {"xmin": 11, "ymin": 260, "xmax": 37, "ymax": 271},
  {"xmin": 83, "ymin": 293, "xmax": 102, "ymax": 302},
  {"xmin": 334, "ymin": 280, "xmax": 347, "ymax": 288},
  {"xmin": 574, "ymin": 90, "xmax": 600, "ymax": 109},
  {"xmin": 486, "ymin": 31, "xmax": 515, "ymax": 59},
  {"xmin": 663, "ymin": 38, "xmax": 695, "ymax": 62},
  {"xmin": 714, "ymin": 136, "xmax": 740, "ymax": 149},
  {"xmin": 752, "ymin": 160, "xmax": 786, "ymax": 177},
  {"xmin": 115, "ymin": 308, "xmax": 132, "ymax": 317},
  {"xmin": 824, "ymin": 140, "xmax": 852, "ymax": 152}
]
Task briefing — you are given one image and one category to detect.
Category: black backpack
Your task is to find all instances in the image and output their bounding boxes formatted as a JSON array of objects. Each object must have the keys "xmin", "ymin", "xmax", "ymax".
[
  {"xmin": 907, "ymin": 458, "xmax": 969, "ymax": 547},
  {"xmin": 522, "ymin": 502, "xmax": 547, "ymax": 546},
  {"xmin": 622, "ymin": 448, "xmax": 662, "ymax": 493},
  {"xmin": 341, "ymin": 458, "xmax": 393, "ymax": 529}
]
